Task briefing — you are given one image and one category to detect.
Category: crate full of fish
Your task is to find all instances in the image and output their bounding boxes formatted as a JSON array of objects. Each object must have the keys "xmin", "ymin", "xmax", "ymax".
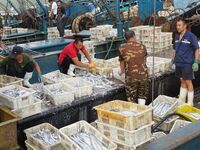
[
  {"xmin": 59, "ymin": 120, "xmax": 117, "ymax": 150},
  {"xmin": 170, "ymin": 120, "xmax": 191, "ymax": 133},
  {"xmin": 176, "ymin": 105, "xmax": 200, "ymax": 122},
  {"xmin": 44, "ymin": 83, "xmax": 74, "ymax": 105},
  {"xmin": 96, "ymin": 120, "xmax": 153, "ymax": 147},
  {"xmin": 12, "ymin": 98, "xmax": 42, "ymax": 118},
  {"xmin": 154, "ymin": 115, "xmax": 179, "ymax": 132},
  {"xmin": 94, "ymin": 100, "xmax": 153, "ymax": 131},
  {"xmin": 0, "ymin": 85, "xmax": 35, "ymax": 109},
  {"xmin": 42, "ymin": 70, "xmax": 71, "ymax": 84},
  {"xmin": 0, "ymin": 75, "xmax": 23, "ymax": 88},
  {"xmin": 64, "ymin": 77, "xmax": 93, "ymax": 98},
  {"xmin": 24, "ymin": 123, "xmax": 65, "ymax": 150},
  {"xmin": 150, "ymin": 95, "xmax": 178, "ymax": 120}
]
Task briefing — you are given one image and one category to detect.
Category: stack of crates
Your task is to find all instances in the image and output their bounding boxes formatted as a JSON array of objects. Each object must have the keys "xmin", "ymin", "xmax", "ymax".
[
  {"xmin": 0, "ymin": 84, "xmax": 42, "ymax": 118},
  {"xmin": 82, "ymin": 40, "xmax": 96, "ymax": 63},
  {"xmin": 94, "ymin": 100, "xmax": 153, "ymax": 149},
  {"xmin": 129, "ymin": 26, "xmax": 173, "ymax": 53}
]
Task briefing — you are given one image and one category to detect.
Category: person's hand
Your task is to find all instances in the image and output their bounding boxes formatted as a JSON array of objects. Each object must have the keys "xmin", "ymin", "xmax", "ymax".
[
  {"xmin": 118, "ymin": 69, "xmax": 124, "ymax": 76},
  {"xmin": 38, "ymin": 72, "xmax": 42, "ymax": 82},
  {"xmin": 192, "ymin": 60, "xmax": 199, "ymax": 72},
  {"xmin": 88, "ymin": 61, "xmax": 96, "ymax": 68}
]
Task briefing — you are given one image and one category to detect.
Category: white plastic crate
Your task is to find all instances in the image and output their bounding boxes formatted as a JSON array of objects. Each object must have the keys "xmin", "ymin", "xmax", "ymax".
[
  {"xmin": 170, "ymin": 120, "xmax": 191, "ymax": 133},
  {"xmin": 94, "ymin": 100, "xmax": 153, "ymax": 131},
  {"xmin": 96, "ymin": 121, "xmax": 153, "ymax": 147},
  {"xmin": 12, "ymin": 98, "xmax": 42, "ymax": 118},
  {"xmin": 64, "ymin": 77, "xmax": 93, "ymax": 98},
  {"xmin": 24, "ymin": 123, "xmax": 65, "ymax": 150},
  {"xmin": 42, "ymin": 70, "xmax": 71, "ymax": 84},
  {"xmin": 0, "ymin": 85, "xmax": 35, "ymax": 109},
  {"xmin": 151, "ymin": 132, "xmax": 166, "ymax": 141},
  {"xmin": 0, "ymin": 75, "xmax": 23, "ymax": 88},
  {"xmin": 25, "ymin": 141, "xmax": 36, "ymax": 150},
  {"xmin": 150, "ymin": 95, "xmax": 178, "ymax": 120},
  {"xmin": 44, "ymin": 83, "xmax": 74, "ymax": 105},
  {"xmin": 59, "ymin": 120, "xmax": 117, "ymax": 150}
]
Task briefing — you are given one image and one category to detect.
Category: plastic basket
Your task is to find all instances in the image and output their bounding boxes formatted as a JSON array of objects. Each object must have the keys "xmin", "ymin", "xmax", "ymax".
[
  {"xmin": 44, "ymin": 83, "xmax": 74, "ymax": 105},
  {"xmin": 59, "ymin": 120, "xmax": 117, "ymax": 150},
  {"xmin": 42, "ymin": 70, "xmax": 71, "ymax": 84},
  {"xmin": 150, "ymin": 95, "xmax": 178, "ymax": 120},
  {"xmin": 170, "ymin": 120, "xmax": 191, "ymax": 133},
  {"xmin": 25, "ymin": 141, "xmax": 36, "ymax": 150},
  {"xmin": 0, "ymin": 75, "xmax": 23, "ymax": 88},
  {"xmin": 176, "ymin": 105, "xmax": 200, "ymax": 122},
  {"xmin": 64, "ymin": 77, "xmax": 93, "ymax": 98},
  {"xmin": 151, "ymin": 132, "xmax": 166, "ymax": 141},
  {"xmin": 0, "ymin": 85, "xmax": 35, "ymax": 109},
  {"xmin": 24, "ymin": 123, "xmax": 64, "ymax": 150},
  {"xmin": 96, "ymin": 121, "xmax": 153, "ymax": 147},
  {"xmin": 12, "ymin": 98, "xmax": 42, "ymax": 118},
  {"xmin": 94, "ymin": 100, "xmax": 153, "ymax": 131}
]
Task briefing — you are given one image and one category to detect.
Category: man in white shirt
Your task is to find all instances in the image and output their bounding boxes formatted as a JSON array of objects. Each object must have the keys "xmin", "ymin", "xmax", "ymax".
[{"xmin": 49, "ymin": 0, "xmax": 58, "ymax": 19}]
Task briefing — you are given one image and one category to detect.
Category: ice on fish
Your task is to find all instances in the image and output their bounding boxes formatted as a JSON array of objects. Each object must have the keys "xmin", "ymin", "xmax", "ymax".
[
  {"xmin": 110, "ymin": 109, "xmax": 137, "ymax": 116},
  {"xmin": 70, "ymin": 132, "xmax": 107, "ymax": 150},
  {"xmin": 185, "ymin": 112, "xmax": 200, "ymax": 120},
  {"xmin": 2, "ymin": 87, "xmax": 30, "ymax": 98},
  {"xmin": 32, "ymin": 128, "xmax": 60, "ymax": 146}
]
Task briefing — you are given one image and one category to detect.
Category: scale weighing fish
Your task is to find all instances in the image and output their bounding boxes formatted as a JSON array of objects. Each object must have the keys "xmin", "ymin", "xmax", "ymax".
[
  {"xmin": 32, "ymin": 128, "xmax": 60, "ymax": 145},
  {"xmin": 110, "ymin": 109, "xmax": 137, "ymax": 116},
  {"xmin": 2, "ymin": 87, "xmax": 30, "ymax": 97},
  {"xmin": 70, "ymin": 132, "xmax": 107, "ymax": 150},
  {"xmin": 186, "ymin": 112, "xmax": 200, "ymax": 120}
]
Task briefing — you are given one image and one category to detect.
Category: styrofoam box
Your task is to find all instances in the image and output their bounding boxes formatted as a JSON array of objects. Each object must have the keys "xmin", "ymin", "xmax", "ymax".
[
  {"xmin": 42, "ymin": 70, "xmax": 71, "ymax": 84},
  {"xmin": 64, "ymin": 77, "xmax": 93, "ymax": 98},
  {"xmin": 96, "ymin": 121, "xmax": 153, "ymax": 147},
  {"xmin": 0, "ymin": 85, "xmax": 35, "ymax": 109},
  {"xmin": 0, "ymin": 75, "xmax": 23, "ymax": 88},
  {"xmin": 12, "ymin": 98, "xmax": 42, "ymax": 118},
  {"xmin": 25, "ymin": 140, "xmax": 36, "ymax": 150},
  {"xmin": 24, "ymin": 123, "xmax": 65, "ymax": 150},
  {"xmin": 150, "ymin": 95, "xmax": 178, "ymax": 120},
  {"xmin": 170, "ymin": 120, "xmax": 191, "ymax": 133},
  {"xmin": 44, "ymin": 83, "xmax": 74, "ymax": 105},
  {"xmin": 59, "ymin": 120, "xmax": 117, "ymax": 150}
]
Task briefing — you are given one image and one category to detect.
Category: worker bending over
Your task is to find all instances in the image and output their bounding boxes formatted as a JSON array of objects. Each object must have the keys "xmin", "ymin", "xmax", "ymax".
[
  {"xmin": 119, "ymin": 31, "xmax": 149, "ymax": 104},
  {"xmin": 58, "ymin": 37, "xmax": 95, "ymax": 76},
  {"xmin": 173, "ymin": 18, "xmax": 199, "ymax": 106},
  {"xmin": 0, "ymin": 46, "xmax": 42, "ymax": 87}
]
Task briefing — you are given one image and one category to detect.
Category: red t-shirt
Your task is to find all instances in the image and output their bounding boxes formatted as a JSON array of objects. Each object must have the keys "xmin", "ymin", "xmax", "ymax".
[{"xmin": 58, "ymin": 42, "xmax": 85, "ymax": 64}]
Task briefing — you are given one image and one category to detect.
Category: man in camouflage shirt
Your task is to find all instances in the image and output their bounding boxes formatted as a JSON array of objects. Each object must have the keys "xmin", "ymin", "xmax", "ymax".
[{"xmin": 119, "ymin": 31, "xmax": 149, "ymax": 104}]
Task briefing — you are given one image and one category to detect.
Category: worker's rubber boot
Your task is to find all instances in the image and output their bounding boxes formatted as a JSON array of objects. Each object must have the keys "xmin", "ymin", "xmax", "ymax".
[
  {"xmin": 67, "ymin": 64, "xmax": 75, "ymax": 77},
  {"xmin": 179, "ymin": 87, "xmax": 187, "ymax": 102},
  {"xmin": 187, "ymin": 91, "xmax": 194, "ymax": 106},
  {"xmin": 23, "ymin": 72, "xmax": 33, "ymax": 88},
  {"xmin": 138, "ymin": 99, "xmax": 146, "ymax": 105}
]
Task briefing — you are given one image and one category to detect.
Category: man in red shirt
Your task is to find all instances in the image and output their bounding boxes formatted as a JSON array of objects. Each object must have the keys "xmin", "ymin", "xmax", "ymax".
[{"xmin": 58, "ymin": 37, "xmax": 95, "ymax": 76}]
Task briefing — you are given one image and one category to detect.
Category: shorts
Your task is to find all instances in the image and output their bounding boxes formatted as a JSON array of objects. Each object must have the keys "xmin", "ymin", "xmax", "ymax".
[{"xmin": 175, "ymin": 66, "xmax": 194, "ymax": 80}]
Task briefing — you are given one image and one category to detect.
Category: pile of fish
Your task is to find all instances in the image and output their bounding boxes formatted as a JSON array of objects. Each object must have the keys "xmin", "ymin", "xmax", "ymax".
[
  {"xmin": 76, "ymin": 70, "xmax": 116, "ymax": 89},
  {"xmin": 153, "ymin": 102, "xmax": 172, "ymax": 117},
  {"xmin": 110, "ymin": 109, "xmax": 138, "ymax": 116},
  {"xmin": 70, "ymin": 132, "xmax": 107, "ymax": 150},
  {"xmin": 49, "ymin": 73, "xmax": 68, "ymax": 82},
  {"xmin": 49, "ymin": 87, "xmax": 65, "ymax": 95},
  {"xmin": 32, "ymin": 128, "xmax": 60, "ymax": 146},
  {"xmin": 2, "ymin": 87, "xmax": 30, "ymax": 98},
  {"xmin": 185, "ymin": 112, "xmax": 200, "ymax": 120}
]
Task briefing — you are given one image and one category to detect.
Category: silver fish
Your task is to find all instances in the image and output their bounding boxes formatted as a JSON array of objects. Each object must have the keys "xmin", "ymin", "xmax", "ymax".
[
  {"xmin": 2, "ymin": 87, "xmax": 30, "ymax": 98},
  {"xmin": 32, "ymin": 128, "xmax": 60, "ymax": 146},
  {"xmin": 185, "ymin": 112, "xmax": 200, "ymax": 120},
  {"xmin": 153, "ymin": 102, "xmax": 172, "ymax": 117}
]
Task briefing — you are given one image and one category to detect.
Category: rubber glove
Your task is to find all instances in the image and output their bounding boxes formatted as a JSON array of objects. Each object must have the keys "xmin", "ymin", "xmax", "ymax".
[
  {"xmin": 38, "ymin": 72, "xmax": 42, "ymax": 82},
  {"xmin": 192, "ymin": 60, "xmax": 199, "ymax": 72}
]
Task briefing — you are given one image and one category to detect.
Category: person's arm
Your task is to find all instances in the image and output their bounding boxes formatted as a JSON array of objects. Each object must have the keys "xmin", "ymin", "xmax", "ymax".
[
  {"xmin": 72, "ymin": 57, "xmax": 88, "ymax": 68},
  {"xmin": 120, "ymin": 61, "xmax": 125, "ymax": 73},
  {"xmin": 82, "ymin": 49, "xmax": 92, "ymax": 63},
  {"xmin": 34, "ymin": 62, "xmax": 41, "ymax": 73},
  {"xmin": 195, "ymin": 49, "xmax": 199, "ymax": 60}
]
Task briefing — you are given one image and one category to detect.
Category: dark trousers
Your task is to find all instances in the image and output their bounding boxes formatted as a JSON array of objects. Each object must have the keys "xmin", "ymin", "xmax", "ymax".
[
  {"xmin": 60, "ymin": 54, "xmax": 81, "ymax": 74},
  {"xmin": 57, "ymin": 17, "xmax": 67, "ymax": 37},
  {"xmin": 6, "ymin": 62, "xmax": 34, "ymax": 78}
]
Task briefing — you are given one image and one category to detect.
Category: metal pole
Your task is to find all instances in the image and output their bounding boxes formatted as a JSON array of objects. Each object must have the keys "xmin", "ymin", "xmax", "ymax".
[{"xmin": 116, "ymin": 0, "xmax": 123, "ymax": 38}]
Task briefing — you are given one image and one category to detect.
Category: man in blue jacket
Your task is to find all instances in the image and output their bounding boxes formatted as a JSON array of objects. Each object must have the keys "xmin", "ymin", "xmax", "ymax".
[{"xmin": 173, "ymin": 18, "xmax": 199, "ymax": 106}]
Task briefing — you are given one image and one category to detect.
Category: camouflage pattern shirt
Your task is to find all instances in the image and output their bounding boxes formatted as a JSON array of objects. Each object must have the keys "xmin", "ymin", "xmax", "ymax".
[{"xmin": 119, "ymin": 41, "xmax": 148, "ymax": 83}]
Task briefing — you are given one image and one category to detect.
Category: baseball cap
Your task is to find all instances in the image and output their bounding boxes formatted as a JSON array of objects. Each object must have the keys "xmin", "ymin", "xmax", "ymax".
[{"xmin": 9, "ymin": 46, "xmax": 23, "ymax": 59}]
